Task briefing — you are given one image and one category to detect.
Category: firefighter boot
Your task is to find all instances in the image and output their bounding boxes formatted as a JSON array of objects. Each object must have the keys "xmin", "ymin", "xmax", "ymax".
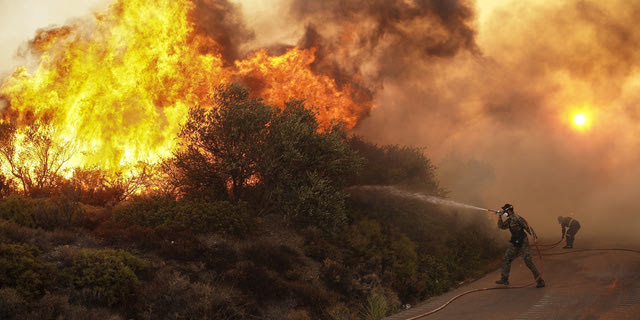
[
  {"xmin": 536, "ymin": 278, "xmax": 546, "ymax": 288},
  {"xmin": 563, "ymin": 235, "xmax": 574, "ymax": 248},
  {"xmin": 495, "ymin": 277, "xmax": 509, "ymax": 285}
]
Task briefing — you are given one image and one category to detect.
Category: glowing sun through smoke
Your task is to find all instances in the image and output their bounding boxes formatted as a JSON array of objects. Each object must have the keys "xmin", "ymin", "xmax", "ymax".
[{"xmin": 570, "ymin": 110, "xmax": 591, "ymax": 131}]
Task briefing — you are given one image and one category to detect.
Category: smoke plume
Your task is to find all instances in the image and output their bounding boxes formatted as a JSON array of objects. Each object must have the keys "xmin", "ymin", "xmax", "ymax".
[{"xmin": 349, "ymin": 0, "xmax": 640, "ymax": 240}]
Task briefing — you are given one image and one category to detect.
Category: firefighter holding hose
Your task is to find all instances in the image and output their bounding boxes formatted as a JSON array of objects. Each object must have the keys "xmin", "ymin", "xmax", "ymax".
[
  {"xmin": 557, "ymin": 216, "xmax": 581, "ymax": 249},
  {"xmin": 495, "ymin": 203, "xmax": 545, "ymax": 288}
]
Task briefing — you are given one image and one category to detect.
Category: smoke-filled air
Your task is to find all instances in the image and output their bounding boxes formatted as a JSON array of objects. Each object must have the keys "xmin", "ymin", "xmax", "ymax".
[{"xmin": 1, "ymin": 0, "xmax": 639, "ymax": 239}]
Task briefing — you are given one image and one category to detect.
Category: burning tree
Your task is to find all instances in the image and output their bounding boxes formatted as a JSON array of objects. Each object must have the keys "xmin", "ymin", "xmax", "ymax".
[
  {"xmin": 0, "ymin": 121, "xmax": 75, "ymax": 196},
  {"xmin": 170, "ymin": 83, "xmax": 362, "ymax": 230},
  {"xmin": 0, "ymin": 0, "xmax": 371, "ymax": 183},
  {"xmin": 172, "ymin": 83, "xmax": 272, "ymax": 202}
]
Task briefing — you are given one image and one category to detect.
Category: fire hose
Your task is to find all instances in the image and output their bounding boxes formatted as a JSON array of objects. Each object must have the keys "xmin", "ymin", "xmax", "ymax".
[
  {"xmin": 403, "ymin": 210, "xmax": 640, "ymax": 320},
  {"xmin": 404, "ymin": 209, "xmax": 545, "ymax": 320}
]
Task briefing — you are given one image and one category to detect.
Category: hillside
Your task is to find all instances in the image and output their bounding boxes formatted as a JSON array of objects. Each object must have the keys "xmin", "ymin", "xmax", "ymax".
[
  {"xmin": 0, "ymin": 188, "xmax": 502, "ymax": 319},
  {"xmin": 0, "ymin": 84, "xmax": 503, "ymax": 319}
]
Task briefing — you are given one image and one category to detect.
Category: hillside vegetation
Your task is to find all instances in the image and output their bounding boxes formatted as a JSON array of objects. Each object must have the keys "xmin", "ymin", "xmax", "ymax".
[{"xmin": 0, "ymin": 84, "xmax": 502, "ymax": 319}]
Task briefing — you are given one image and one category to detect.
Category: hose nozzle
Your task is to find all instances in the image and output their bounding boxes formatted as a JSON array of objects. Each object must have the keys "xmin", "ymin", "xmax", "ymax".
[{"xmin": 487, "ymin": 209, "xmax": 502, "ymax": 214}]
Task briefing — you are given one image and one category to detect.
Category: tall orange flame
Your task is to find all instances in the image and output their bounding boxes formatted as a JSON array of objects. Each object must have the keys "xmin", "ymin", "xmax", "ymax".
[
  {"xmin": 236, "ymin": 48, "xmax": 369, "ymax": 129},
  {"xmin": 0, "ymin": 0, "xmax": 367, "ymax": 178}
]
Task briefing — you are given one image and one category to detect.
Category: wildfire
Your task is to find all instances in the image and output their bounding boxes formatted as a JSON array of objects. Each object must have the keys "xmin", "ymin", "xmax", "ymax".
[
  {"xmin": 236, "ymin": 48, "xmax": 369, "ymax": 129},
  {"xmin": 0, "ymin": 0, "xmax": 368, "ymax": 178}
]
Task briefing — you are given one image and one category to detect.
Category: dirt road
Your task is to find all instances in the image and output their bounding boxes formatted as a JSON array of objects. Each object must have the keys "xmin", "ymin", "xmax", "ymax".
[{"xmin": 385, "ymin": 240, "xmax": 640, "ymax": 320}]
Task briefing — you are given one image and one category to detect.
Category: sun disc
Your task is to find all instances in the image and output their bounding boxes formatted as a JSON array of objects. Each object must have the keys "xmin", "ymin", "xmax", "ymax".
[{"xmin": 574, "ymin": 113, "xmax": 586, "ymax": 126}]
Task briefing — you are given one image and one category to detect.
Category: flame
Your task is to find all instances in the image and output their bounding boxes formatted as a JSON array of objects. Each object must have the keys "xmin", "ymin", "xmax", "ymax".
[
  {"xmin": 235, "ymin": 48, "xmax": 369, "ymax": 129},
  {"xmin": 0, "ymin": 0, "xmax": 368, "ymax": 180}
]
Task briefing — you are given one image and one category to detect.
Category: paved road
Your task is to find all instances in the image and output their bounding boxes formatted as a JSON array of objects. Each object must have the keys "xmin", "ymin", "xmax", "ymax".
[{"xmin": 385, "ymin": 240, "xmax": 640, "ymax": 320}]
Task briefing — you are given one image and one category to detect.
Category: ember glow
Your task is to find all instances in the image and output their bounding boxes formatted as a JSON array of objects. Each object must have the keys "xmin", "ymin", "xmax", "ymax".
[{"xmin": 0, "ymin": 0, "xmax": 368, "ymax": 177}]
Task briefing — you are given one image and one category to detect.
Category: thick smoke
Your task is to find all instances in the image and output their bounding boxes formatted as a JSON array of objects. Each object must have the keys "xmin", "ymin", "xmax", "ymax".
[
  {"xmin": 290, "ymin": 0, "xmax": 478, "ymax": 83},
  {"xmin": 190, "ymin": 0, "xmax": 255, "ymax": 65},
  {"xmin": 283, "ymin": 0, "xmax": 481, "ymax": 127},
  {"xmin": 350, "ymin": 0, "xmax": 640, "ymax": 241}
]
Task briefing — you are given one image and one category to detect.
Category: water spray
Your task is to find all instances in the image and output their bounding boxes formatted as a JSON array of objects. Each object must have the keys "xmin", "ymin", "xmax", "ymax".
[{"xmin": 350, "ymin": 185, "xmax": 503, "ymax": 214}]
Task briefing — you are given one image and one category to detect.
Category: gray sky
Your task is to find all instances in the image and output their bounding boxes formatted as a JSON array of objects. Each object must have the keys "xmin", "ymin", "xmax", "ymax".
[{"xmin": 0, "ymin": 0, "xmax": 109, "ymax": 75}]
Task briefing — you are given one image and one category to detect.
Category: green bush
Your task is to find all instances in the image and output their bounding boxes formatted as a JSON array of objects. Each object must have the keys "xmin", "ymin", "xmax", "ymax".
[
  {"xmin": 0, "ymin": 195, "xmax": 89, "ymax": 230},
  {"xmin": 174, "ymin": 200, "xmax": 255, "ymax": 236},
  {"xmin": 347, "ymin": 136, "xmax": 443, "ymax": 195},
  {"xmin": 0, "ymin": 243, "xmax": 52, "ymax": 300},
  {"xmin": 389, "ymin": 234, "xmax": 418, "ymax": 282},
  {"xmin": 0, "ymin": 196, "xmax": 37, "ymax": 227},
  {"xmin": 344, "ymin": 190, "xmax": 502, "ymax": 304},
  {"xmin": 345, "ymin": 218, "xmax": 418, "ymax": 282},
  {"xmin": 360, "ymin": 292, "xmax": 390, "ymax": 320},
  {"xmin": 111, "ymin": 196, "xmax": 255, "ymax": 236},
  {"xmin": 63, "ymin": 248, "xmax": 146, "ymax": 306},
  {"xmin": 110, "ymin": 195, "xmax": 177, "ymax": 228},
  {"xmin": 32, "ymin": 197, "xmax": 90, "ymax": 230}
]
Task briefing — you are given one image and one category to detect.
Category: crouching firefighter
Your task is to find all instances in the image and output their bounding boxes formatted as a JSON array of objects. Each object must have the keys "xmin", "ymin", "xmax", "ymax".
[
  {"xmin": 495, "ymin": 203, "xmax": 545, "ymax": 288},
  {"xmin": 557, "ymin": 216, "xmax": 580, "ymax": 249}
]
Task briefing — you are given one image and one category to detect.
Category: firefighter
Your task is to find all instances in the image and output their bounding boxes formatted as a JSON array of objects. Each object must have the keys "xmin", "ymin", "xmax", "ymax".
[
  {"xmin": 557, "ymin": 216, "xmax": 581, "ymax": 249},
  {"xmin": 495, "ymin": 203, "xmax": 545, "ymax": 288}
]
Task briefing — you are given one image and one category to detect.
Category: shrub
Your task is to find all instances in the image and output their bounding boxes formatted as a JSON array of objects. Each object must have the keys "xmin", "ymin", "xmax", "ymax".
[
  {"xmin": 60, "ymin": 168, "xmax": 128, "ymax": 206},
  {"xmin": 137, "ymin": 267, "xmax": 245, "ymax": 320},
  {"xmin": 0, "ymin": 287, "xmax": 26, "ymax": 320},
  {"xmin": 62, "ymin": 248, "xmax": 146, "ymax": 306},
  {"xmin": 287, "ymin": 309, "xmax": 312, "ymax": 320},
  {"xmin": 242, "ymin": 242, "xmax": 301, "ymax": 274},
  {"xmin": 360, "ymin": 292, "xmax": 390, "ymax": 320},
  {"xmin": 0, "ymin": 243, "xmax": 52, "ymax": 300},
  {"xmin": 153, "ymin": 227, "xmax": 208, "ymax": 261},
  {"xmin": 111, "ymin": 195, "xmax": 255, "ymax": 237},
  {"xmin": 347, "ymin": 136, "xmax": 443, "ymax": 195},
  {"xmin": 0, "ymin": 195, "xmax": 90, "ymax": 230},
  {"xmin": 320, "ymin": 258, "xmax": 355, "ymax": 296},
  {"xmin": 32, "ymin": 196, "xmax": 90, "ymax": 230},
  {"xmin": 302, "ymin": 229, "xmax": 341, "ymax": 262},
  {"xmin": 388, "ymin": 234, "xmax": 418, "ymax": 283},
  {"xmin": 170, "ymin": 200, "xmax": 254, "ymax": 236},
  {"xmin": 0, "ymin": 219, "xmax": 31, "ymax": 244},
  {"xmin": 0, "ymin": 195, "xmax": 37, "ymax": 227},
  {"xmin": 110, "ymin": 195, "xmax": 177, "ymax": 228},
  {"xmin": 27, "ymin": 293, "xmax": 123, "ymax": 320},
  {"xmin": 226, "ymin": 261, "xmax": 291, "ymax": 307},
  {"xmin": 93, "ymin": 222, "xmax": 160, "ymax": 249}
]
